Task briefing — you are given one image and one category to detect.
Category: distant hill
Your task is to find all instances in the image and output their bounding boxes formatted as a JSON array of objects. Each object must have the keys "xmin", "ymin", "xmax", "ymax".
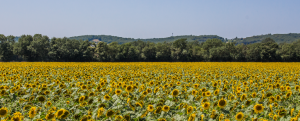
[
  {"xmin": 12, "ymin": 33, "xmax": 300, "ymax": 44},
  {"xmin": 68, "ymin": 35, "xmax": 225, "ymax": 44},
  {"xmin": 231, "ymin": 33, "xmax": 300, "ymax": 44}
]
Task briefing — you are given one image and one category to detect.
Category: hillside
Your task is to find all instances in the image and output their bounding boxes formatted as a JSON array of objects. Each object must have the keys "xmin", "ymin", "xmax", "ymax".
[
  {"xmin": 12, "ymin": 33, "xmax": 300, "ymax": 44},
  {"xmin": 68, "ymin": 35, "xmax": 224, "ymax": 44},
  {"xmin": 231, "ymin": 33, "xmax": 300, "ymax": 44}
]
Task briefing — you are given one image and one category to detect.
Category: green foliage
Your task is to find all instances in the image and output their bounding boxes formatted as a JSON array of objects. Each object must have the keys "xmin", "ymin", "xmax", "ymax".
[{"xmin": 1, "ymin": 34, "xmax": 300, "ymax": 62}]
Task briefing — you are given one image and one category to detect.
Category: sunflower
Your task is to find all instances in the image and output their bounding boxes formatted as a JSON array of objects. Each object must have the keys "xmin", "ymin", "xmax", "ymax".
[
  {"xmin": 44, "ymin": 90, "xmax": 50, "ymax": 95},
  {"xmin": 158, "ymin": 118, "xmax": 167, "ymax": 121},
  {"xmin": 106, "ymin": 110, "xmax": 114, "ymax": 118},
  {"xmin": 97, "ymin": 107, "xmax": 105, "ymax": 117},
  {"xmin": 218, "ymin": 98, "xmax": 227, "ymax": 108},
  {"xmin": 213, "ymin": 89, "xmax": 220, "ymax": 95},
  {"xmin": 81, "ymin": 85, "xmax": 87, "ymax": 90},
  {"xmin": 80, "ymin": 115, "xmax": 91, "ymax": 121},
  {"xmin": 104, "ymin": 94, "xmax": 110, "ymax": 100},
  {"xmin": 80, "ymin": 102, "xmax": 88, "ymax": 107},
  {"xmin": 45, "ymin": 111, "xmax": 55, "ymax": 120},
  {"xmin": 192, "ymin": 90, "xmax": 198, "ymax": 96},
  {"xmin": 89, "ymin": 91, "xmax": 95, "ymax": 96},
  {"xmin": 154, "ymin": 106, "xmax": 162, "ymax": 114},
  {"xmin": 240, "ymin": 94, "xmax": 247, "ymax": 101},
  {"xmin": 253, "ymin": 104, "xmax": 264, "ymax": 114},
  {"xmin": 79, "ymin": 96, "xmax": 85, "ymax": 103},
  {"xmin": 29, "ymin": 107, "xmax": 37, "ymax": 118},
  {"xmin": 124, "ymin": 114, "xmax": 130, "ymax": 121},
  {"xmin": 11, "ymin": 115, "xmax": 22, "ymax": 121},
  {"xmin": 252, "ymin": 92, "xmax": 256, "ymax": 98},
  {"xmin": 162, "ymin": 105, "xmax": 170, "ymax": 112},
  {"xmin": 202, "ymin": 102, "xmax": 210, "ymax": 110},
  {"xmin": 172, "ymin": 89, "xmax": 179, "ymax": 97},
  {"xmin": 0, "ymin": 107, "xmax": 8, "ymax": 118},
  {"xmin": 115, "ymin": 89, "xmax": 122, "ymax": 95},
  {"xmin": 245, "ymin": 100, "xmax": 252, "ymax": 106},
  {"xmin": 115, "ymin": 115, "xmax": 123, "ymax": 120},
  {"xmin": 205, "ymin": 91, "xmax": 211, "ymax": 97},
  {"xmin": 61, "ymin": 110, "xmax": 69, "ymax": 119},
  {"xmin": 46, "ymin": 101, "xmax": 52, "ymax": 107},
  {"xmin": 187, "ymin": 106, "xmax": 193, "ymax": 114},
  {"xmin": 188, "ymin": 113, "xmax": 196, "ymax": 121},
  {"xmin": 55, "ymin": 109, "xmax": 65, "ymax": 119},
  {"xmin": 201, "ymin": 98, "xmax": 208, "ymax": 103},
  {"xmin": 278, "ymin": 109, "xmax": 286, "ymax": 117},
  {"xmin": 286, "ymin": 91, "xmax": 292, "ymax": 98},
  {"xmin": 147, "ymin": 105, "xmax": 154, "ymax": 112},
  {"xmin": 235, "ymin": 112, "xmax": 244, "ymax": 121},
  {"xmin": 125, "ymin": 85, "xmax": 133, "ymax": 92}
]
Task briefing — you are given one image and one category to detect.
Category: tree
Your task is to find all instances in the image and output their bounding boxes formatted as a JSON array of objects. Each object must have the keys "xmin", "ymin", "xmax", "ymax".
[
  {"xmin": 173, "ymin": 38, "xmax": 187, "ymax": 50},
  {"xmin": 27, "ymin": 34, "xmax": 50, "ymax": 61},
  {"xmin": 260, "ymin": 38, "xmax": 278, "ymax": 62},
  {"xmin": 0, "ymin": 35, "xmax": 15, "ymax": 61},
  {"xmin": 13, "ymin": 35, "xmax": 33, "ymax": 61}
]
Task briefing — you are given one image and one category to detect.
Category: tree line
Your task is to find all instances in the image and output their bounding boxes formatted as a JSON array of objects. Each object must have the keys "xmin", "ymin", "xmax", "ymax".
[{"xmin": 1, "ymin": 34, "xmax": 300, "ymax": 62}]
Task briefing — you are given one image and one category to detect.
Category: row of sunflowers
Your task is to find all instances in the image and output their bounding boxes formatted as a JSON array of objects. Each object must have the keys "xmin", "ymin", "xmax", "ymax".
[{"xmin": 0, "ymin": 62, "xmax": 300, "ymax": 121}]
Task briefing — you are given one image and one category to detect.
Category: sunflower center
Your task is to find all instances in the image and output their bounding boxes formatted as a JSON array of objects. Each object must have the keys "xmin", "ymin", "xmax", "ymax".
[
  {"xmin": 219, "ymin": 100, "xmax": 226, "ymax": 106},
  {"xmin": 237, "ymin": 114, "xmax": 242, "ymax": 119},
  {"xmin": 0, "ymin": 109, "xmax": 7, "ymax": 115}
]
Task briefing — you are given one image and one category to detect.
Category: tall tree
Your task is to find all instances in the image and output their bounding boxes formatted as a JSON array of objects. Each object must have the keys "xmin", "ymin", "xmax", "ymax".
[
  {"xmin": 0, "ymin": 35, "xmax": 15, "ymax": 61},
  {"xmin": 13, "ymin": 35, "xmax": 33, "ymax": 61}
]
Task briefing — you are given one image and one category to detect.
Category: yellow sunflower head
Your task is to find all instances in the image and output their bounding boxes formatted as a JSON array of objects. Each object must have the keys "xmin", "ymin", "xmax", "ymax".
[
  {"xmin": 235, "ymin": 112, "xmax": 244, "ymax": 121},
  {"xmin": 253, "ymin": 104, "xmax": 264, "ymax": 114}
]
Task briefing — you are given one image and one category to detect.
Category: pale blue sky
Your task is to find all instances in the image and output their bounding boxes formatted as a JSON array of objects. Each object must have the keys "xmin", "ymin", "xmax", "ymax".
[{"xmin": 1, "ymin": 0, "xmax": 299, "ymax": 39}]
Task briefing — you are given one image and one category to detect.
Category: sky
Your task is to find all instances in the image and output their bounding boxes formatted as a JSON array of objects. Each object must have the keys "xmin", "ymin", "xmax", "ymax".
[{"xmin": 1, "ymin": 0, "xmax": 300, "ymax": 39}]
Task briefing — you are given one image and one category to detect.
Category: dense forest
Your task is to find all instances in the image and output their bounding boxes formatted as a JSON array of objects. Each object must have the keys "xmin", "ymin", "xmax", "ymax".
[
  {"xmin": 67, "ymin": 33, "xmax": 300, "ymax": 44},
  {"xmin": 68, "ymin": 35, "xmax": 225, "ymax": 44},
  {"xmin": 1, "ymin": 34, "xmax": 300, "ymax": 62}
]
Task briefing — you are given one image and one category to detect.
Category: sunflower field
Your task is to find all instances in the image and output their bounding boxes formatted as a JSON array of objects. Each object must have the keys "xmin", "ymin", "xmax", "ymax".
[{"xmin": 0, "ymin": 62, "xmax": 300, "ymax": 121}]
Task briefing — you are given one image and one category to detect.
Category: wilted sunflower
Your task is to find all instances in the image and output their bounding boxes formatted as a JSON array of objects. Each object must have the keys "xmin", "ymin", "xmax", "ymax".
[
  {"xmin": 147, "ymin": 105, "xmax": 154, "ymax": 112},
  {"xmin": 253, "ymin": 104, "xmax": 264, "ymax": 114},
  {"xmin": 0, "ymin": 107, "xmax": 8, "ymax": 118},
  {"xmin": 218, "ymin": 98, "xmax": 227, "ymax": 108},
  {"xmin": 124, "ymin": 114, "xmax": 130, "ymax": 121},
  {"xmin": 172, "ymin": 89, "xmax": 179, "ymax": 97},
  {"xmin": 106, "ymin": 110, "xmax": 114, "ymax": 117},
  {"xmin": 235, "ymin": 112, "xmax": 244, "ymax": 121}
]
